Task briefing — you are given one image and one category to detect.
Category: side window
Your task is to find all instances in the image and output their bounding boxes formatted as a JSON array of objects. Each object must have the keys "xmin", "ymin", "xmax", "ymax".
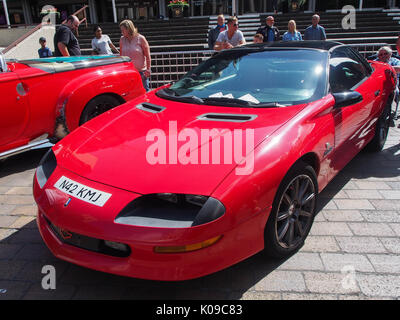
[{"xmin": 329, "ymin": 47, "xmax": 368, "ymax": 93}]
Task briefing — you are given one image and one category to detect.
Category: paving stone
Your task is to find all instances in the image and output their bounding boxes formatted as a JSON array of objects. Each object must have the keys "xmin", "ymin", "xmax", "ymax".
[
  {"xmin": 357, "ymin": 274, "xmax": 400, "ymax": 297},
  {"xmin": 320, "ymin": 253, "xmax": 375, "ymax": 272},
  {"xmin": 0, "ymin": 281, "xmax": 31, "ymax": 300},
  {"xmin": 322, "ymin": 210, "xmax": 364, "ymax": 222},
  {"xmin": 0, "ymin": 204, "xmax": 16, "ymax": 215},
  {"xmin": 334, "ymin": 199, "xmax": 375, "ymax": 210},
  {"xmin": 9, "ymin": 216, "xmax": 36, "ymax": 229},
  {"xmin": 0, "ymin": 215, "xmax": 19, "ymax": 228},
  {"xmin": 304, "ymin": 272, "xmax": 360, "ymax": 294},
  {"xmin": 254, "ymin": 271, "xmax": 306, "ymax": 292},
  {"xmin": 0, "ymin": 195, "xmax": 35, "ymax": 206},
  {"xmin": 370, "ymin": 200, "xmax": 400, "ymax": 210},
  {"xmin": 282, "ymin": 293, "xmax": 338, "ymax": 300},
  {"xmin": 10, "ymin": 205, "xmax": 38, "ymax": 216},
  {"xmin": 345, "ymin": 190, "xmax": 383, "ymax": 199},
  {"xmin": 5, "ymin": 187, "xmax": 33, "ymax": 195},
  {"xmin": 0, "ymin": 244, "xmax": 23, "ymax": 259},
  {"xmin": 379, "ymin": 190, "xmax": 400, "ymax": 200},
  {"xmin": 239, "ymin": 291, "xmax": 282, "ymax": 300},
  {"xmin": 367, "ymin": 254, "xmax": 400, "ymax": 273},
  {"xmin": 360, "ymin": 210, "xmax": 400, "ymax": 223},
  {"xmin": 348, "ymin": 223, "xmax": 395, "ymax": 237},
  {"xmin": 22, "ymin": 283, "xmax": 76, "ymax": 300},
  {"xmin": 301, "ymin": 236, "xmax": 341, "ymax": 253},
  {"xmin": 354, "ymin": 181, "xmax": 391, "ymax": 190},
  {"xmin": 379, "ymin": 237, "xmax": 400, "ymax": 254},
  {"xmin": 278, "ymin": 253, "xmax": 324, "ymax": 271},
  {"xmin": 309, "ymin": 222, "xmax": 353, "ymax": 236},
  {"xmin": 389, "ymin": 223, "xmax": 400, "ymax": 236},
  {"xmin": 335, "ymin": 236, "xmax": 387, "ymax": 254}
]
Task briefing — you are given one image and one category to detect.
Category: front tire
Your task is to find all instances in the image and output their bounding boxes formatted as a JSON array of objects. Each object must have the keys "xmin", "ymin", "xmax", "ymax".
[
  {"xmin": 264, "ymin": 162, "xmax": 318, "ymax": 259},
  {"xmin": 79, "ymin": 95, "xmax": 122, "ymax": 125}
]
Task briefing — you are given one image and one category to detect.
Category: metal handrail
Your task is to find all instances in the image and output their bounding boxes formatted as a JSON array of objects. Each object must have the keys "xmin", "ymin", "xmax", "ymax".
[
  {"xmin": 1, "ymin": 22, "xmax": 47, "ymax": 54},
  {"xmin": 63, "ymin": 5, "xmax": 89, "ymax": 35}
]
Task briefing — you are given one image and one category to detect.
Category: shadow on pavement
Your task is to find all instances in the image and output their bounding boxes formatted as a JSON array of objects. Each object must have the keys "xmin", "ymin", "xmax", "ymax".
[{"xmin": 0, "ymin": 148, "xmax": 49, "ymax": 178}]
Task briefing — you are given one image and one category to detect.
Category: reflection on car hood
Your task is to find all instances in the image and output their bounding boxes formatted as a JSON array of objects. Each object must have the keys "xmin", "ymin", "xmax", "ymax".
[{"xmin": 54, "ymin": 92, "xmax": 307, "ymax": 195}]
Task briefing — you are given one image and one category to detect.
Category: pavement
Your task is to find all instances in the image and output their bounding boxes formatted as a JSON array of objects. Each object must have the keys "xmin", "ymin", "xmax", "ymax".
[{"xmin": 0, "ymin": 124, "xmax": 400, "ymax": 300}]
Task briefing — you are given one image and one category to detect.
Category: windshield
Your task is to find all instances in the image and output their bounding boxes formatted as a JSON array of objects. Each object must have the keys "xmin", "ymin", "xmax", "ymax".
[{"xmin": 161, "ymin": 48, "xmax": 328, "ymax": 107}]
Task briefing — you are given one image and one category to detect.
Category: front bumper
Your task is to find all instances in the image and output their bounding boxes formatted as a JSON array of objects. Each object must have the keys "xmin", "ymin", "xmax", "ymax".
[{"xmin": 34, "ymin": 166, "xmax": 268, "ymax": 281}]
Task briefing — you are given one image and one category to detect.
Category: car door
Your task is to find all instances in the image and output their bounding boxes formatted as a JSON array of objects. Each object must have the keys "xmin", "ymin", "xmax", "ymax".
[
  {"xmin": 329, "ymin": 46, "xmax": 376, "ymax": 170},
  {"xmin": 0, "ymin": 70, "xmax": 30, "ymax": 147}
]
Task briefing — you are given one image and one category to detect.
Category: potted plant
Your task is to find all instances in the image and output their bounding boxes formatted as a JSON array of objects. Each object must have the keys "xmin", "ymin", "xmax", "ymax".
[{"xmin": 167, "ymin": 0, "xmax": 189, "ymax": 18}]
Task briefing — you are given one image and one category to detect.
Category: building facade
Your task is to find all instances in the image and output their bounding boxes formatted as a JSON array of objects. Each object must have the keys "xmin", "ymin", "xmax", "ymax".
[{"xmin": 0, "ymin": 0, "xmax": 398, "ymax": 26}]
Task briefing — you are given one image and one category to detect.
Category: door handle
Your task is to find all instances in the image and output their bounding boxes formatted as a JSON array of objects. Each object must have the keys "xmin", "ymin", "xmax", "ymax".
[{"xmin": 375, "ymin": 90, "xmax": 380, "ymax": 97}]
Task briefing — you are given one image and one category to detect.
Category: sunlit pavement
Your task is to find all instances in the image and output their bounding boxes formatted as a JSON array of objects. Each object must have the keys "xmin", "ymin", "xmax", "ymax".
[{"xmin": 0, "ymin": 122, "xmax": 399, "ymax": 300}]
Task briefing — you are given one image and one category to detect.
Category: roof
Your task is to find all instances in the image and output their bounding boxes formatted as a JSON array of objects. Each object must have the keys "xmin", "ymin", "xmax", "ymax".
[{"xmin": 245, "ymin": 40, "xmax": 344, "ymax": 51}]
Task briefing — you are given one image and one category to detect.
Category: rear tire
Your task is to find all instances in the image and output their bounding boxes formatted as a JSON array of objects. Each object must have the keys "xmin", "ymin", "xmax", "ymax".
[
  {"xmin": 79, "ymin": 95, "xmax": 121, "ymax": 125},
  {"xmin": 264, "ymin": 162, "xmax": 318, "ymax": 259},
  {"xmin": 365, "ymin": 102, "xmax": 391, "ymax": 152}
]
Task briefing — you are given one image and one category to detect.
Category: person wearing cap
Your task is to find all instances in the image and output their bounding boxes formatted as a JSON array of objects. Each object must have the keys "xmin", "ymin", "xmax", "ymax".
[{"xmin": 38, "ymin": 37, "xmax": 53, "ymax": 58}]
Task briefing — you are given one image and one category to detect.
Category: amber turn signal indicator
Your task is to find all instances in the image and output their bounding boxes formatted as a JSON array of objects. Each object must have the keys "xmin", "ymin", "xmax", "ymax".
[{"xmin": 154, "ymin": 235, "xmax": 222, "ymax": 253}]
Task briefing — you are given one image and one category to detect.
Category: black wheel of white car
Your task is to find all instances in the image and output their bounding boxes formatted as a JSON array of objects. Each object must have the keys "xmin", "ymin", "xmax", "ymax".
[
  {"xmin": 79, "ymin": 95, "xmax": 121, "ymax": 125},
  {"xmin": 365, "ymin": 102, "xmax": 391, "ymax": 152},
  {"xmin": 264, "ymin": 162, "xmax": 317, "ymax": 258}
]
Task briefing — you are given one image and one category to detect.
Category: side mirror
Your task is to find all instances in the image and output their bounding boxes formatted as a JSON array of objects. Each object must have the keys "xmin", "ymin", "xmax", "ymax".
[{"xmin": 332, "ymin": 91, "xmax": 363, "ymax": 108}]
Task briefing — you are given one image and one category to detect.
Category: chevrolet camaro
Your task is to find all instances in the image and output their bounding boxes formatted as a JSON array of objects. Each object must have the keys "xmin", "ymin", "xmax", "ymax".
[{"xmin": 33, "ymin": 41, "xmax": 395, "ymax": 281}]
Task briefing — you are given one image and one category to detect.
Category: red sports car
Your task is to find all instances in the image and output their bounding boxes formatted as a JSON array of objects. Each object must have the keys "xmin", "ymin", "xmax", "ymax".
[
  {"xmin": 33, "ymin": 42, "xmax": 395, "ymax": 281},
  {"xmin": 0, "ymin": 54, "xmax": 145, "ymax": 159}
]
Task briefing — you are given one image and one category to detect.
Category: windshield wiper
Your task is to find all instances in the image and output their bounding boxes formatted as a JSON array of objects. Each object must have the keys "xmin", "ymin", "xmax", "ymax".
[
  {"xmin": 255, "ymin": 102, "xmax": 287, "ymax": 108},
  {"xmin": 203, "ymin": 97, "xmax": 252, "ymax": 107},
  {"xmin": 156, "ymin": 89, "xmax": 204, "ymax": 104}
]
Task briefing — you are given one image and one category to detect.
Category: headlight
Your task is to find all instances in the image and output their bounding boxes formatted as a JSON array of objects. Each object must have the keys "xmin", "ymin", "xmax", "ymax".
[
  {"xmin": 115, "ymin": 193, "xmax": 225, "ymax": 228},
  {"xmin": 36, "ymin": 149, "xmax": 57, "ymax": 188}
]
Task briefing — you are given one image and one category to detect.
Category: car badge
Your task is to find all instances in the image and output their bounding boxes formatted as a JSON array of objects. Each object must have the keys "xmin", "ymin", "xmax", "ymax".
[{"xmin": 64, "ymin": 198, "xmax": 72, "ymax": 207}]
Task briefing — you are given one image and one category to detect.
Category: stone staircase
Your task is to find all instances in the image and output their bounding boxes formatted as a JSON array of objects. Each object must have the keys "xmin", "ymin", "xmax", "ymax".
[{"xmin": 77, "ymin": 9, "xmax": 400, "ymax": 55}]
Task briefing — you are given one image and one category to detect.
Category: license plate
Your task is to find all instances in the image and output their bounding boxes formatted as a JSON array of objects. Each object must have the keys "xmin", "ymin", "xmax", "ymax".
[{"xmin": 54, "ymin": 176, "xmax": 112, "ymax": 207}]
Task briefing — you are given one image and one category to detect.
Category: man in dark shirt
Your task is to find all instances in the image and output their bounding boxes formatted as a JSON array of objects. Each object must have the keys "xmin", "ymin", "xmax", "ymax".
[
  {"xmin": 208, "ymin": 14, "xmax": 226, "ymax": 50},
  {"xmin": 256, "ymin": 16, "xmax": 280, "ymax": 43},
  {"xmin": 53, "ymin": 15, "xmax": 81, "ymax": 56}
]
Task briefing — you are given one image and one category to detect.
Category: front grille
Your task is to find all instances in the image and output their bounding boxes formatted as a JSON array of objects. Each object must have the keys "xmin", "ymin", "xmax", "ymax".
[{"xmin": 44, "ymin": 216, "xmax": 131, "ymax": 258}]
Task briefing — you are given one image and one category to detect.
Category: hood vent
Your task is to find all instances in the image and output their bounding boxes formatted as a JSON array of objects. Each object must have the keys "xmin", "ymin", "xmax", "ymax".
[
  {"xmin": 136, "ymin": 103, "xmax": 166, "ymax": 114},
  {"xmin": 197, "ymin": 113, "xmax": 257, "ymax": 123}
]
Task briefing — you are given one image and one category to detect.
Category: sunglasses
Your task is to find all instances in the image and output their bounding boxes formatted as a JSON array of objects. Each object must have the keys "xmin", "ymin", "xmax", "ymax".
[{"xmin": 233, "ymin": 23, "xmax": 239, "ymax": 27}]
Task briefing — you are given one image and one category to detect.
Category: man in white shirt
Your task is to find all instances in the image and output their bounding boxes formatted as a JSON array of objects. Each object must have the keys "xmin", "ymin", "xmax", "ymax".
[{"xmin": 214, "ymin": 16, "xmax": 246, "ymax": 51}]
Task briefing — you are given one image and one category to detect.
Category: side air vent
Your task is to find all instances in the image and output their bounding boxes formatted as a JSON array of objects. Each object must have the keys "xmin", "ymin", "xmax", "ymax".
[
  {"xmin": 197, "ymin": 113, "xmax": 257, "ymax": 123},
  {"xmin": 136, "ymin": 103, "xmax": 166, "ymax": 114}
]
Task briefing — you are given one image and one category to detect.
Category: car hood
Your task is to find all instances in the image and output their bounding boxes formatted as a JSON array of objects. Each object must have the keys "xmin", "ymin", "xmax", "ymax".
[{"xmin": 55, "ymin": 92, "xmax": 307, "ymax": 196}]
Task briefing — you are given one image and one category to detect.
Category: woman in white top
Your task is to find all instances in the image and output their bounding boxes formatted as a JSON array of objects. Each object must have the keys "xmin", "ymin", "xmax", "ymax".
[
  {"xmin": 119, "ymin": 19, "xmax": 151, "ymax": 92},
  {"xmin": 91, "ymin": 26, "xmax": 119, "ymax": 55}
]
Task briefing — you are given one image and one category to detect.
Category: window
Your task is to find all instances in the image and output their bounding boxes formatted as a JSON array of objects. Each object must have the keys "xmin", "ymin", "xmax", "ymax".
[{"xmin": 329, "ymin": 47, "xmax": 369, "ymax": 93}]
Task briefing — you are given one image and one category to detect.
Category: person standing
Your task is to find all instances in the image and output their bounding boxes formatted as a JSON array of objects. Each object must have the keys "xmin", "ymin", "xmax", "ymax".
[
  {"xmin": 208, "ymin": 14, "xmax": 227, "ymax": 50},
  {"xmin": 282, "ymin": 20, "xmax": 303, "ymax": 41},
  {"xmin": 256, "ymin": 16, "xmax": 280, "ymax": 43},
  {"xmin": 91, "ymin": 25, "xmax": 119, "ymax": 55},
  {"xmin": 119, "ymin": 19, "xmax": 151, "ymax": 92},
  {"xmin": 53, "ymin": 15, "xmax": 81, "ymax": 57},
  {"xmin": 214, "ymin": 16, "xmax": 246, "ymax": 51},
  {"xmin": 304, "ymin": 14, "xmax": 326, "ymax": 41},
  {"xmin": 38, "ymin": 37, "xmax": 53, "ymax": 58}
]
